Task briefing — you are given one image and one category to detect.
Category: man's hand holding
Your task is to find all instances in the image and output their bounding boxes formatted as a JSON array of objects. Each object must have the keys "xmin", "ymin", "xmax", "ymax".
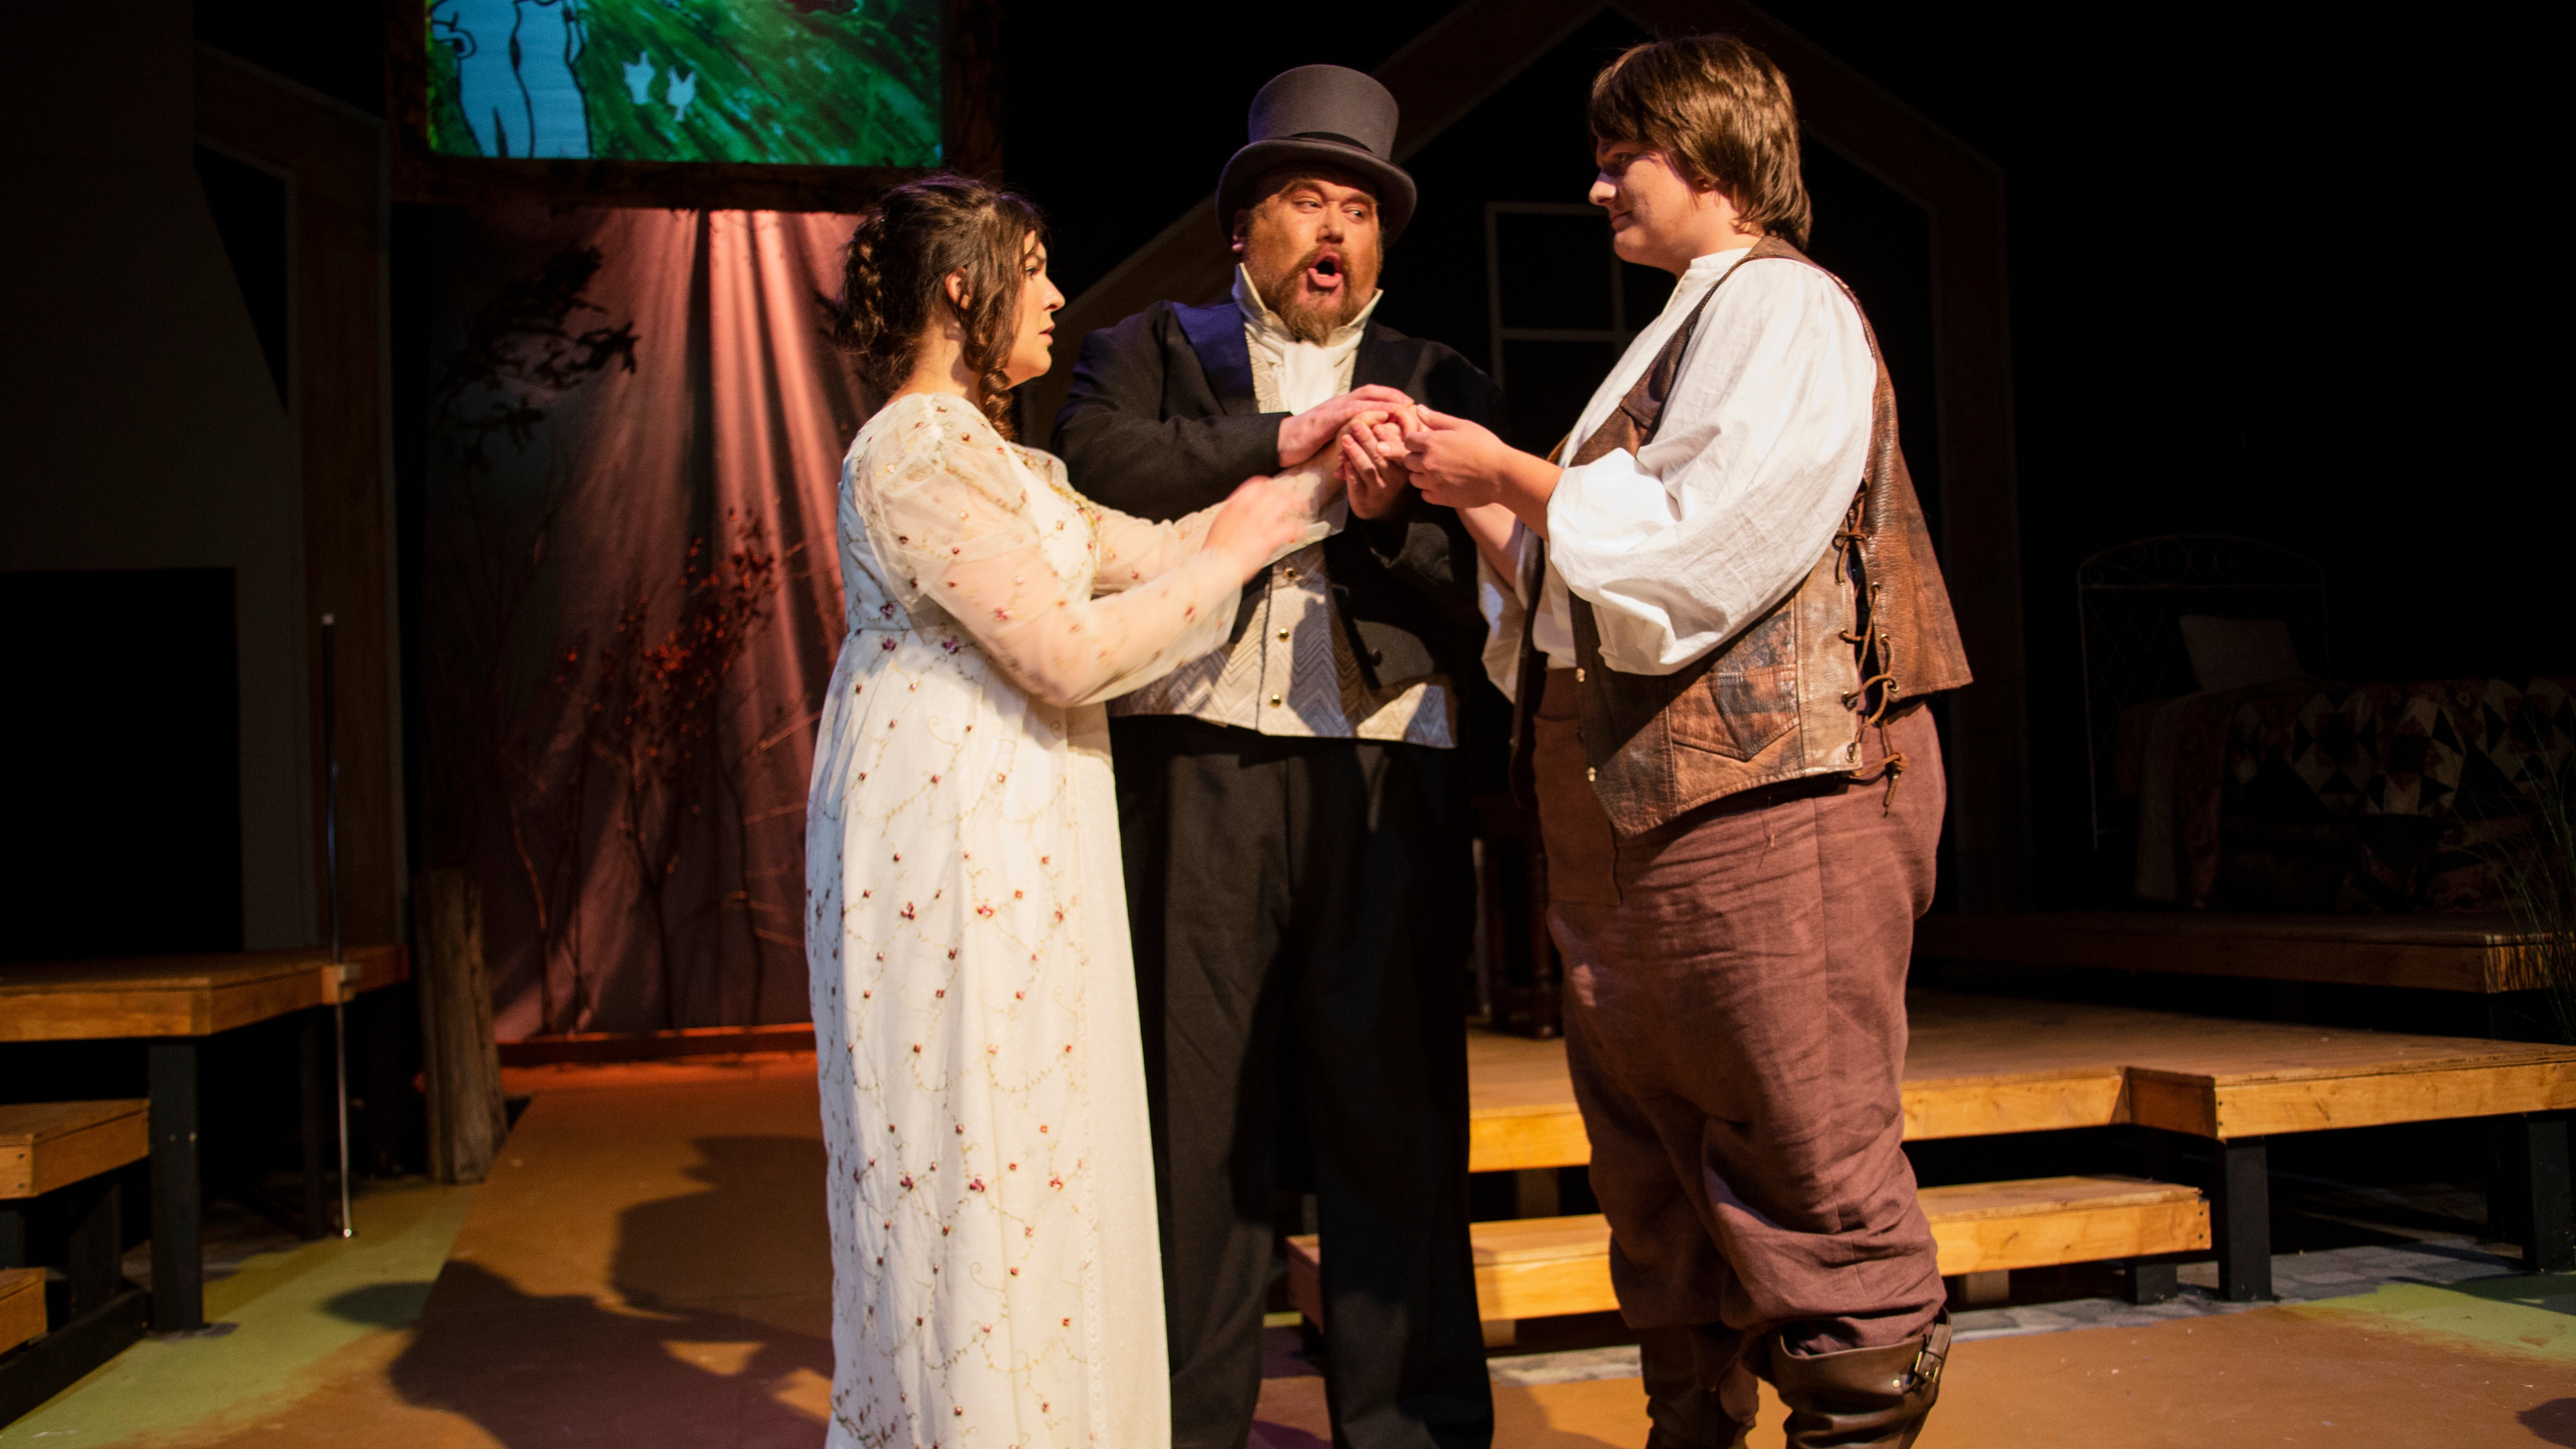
[
  {"xmin": 1337, "ymin": 407, "xmax": 1415, "ymax": 520},
  {"xmin": 1279, "ymin": 385, "xmax": 1417, "ymax": 467}
]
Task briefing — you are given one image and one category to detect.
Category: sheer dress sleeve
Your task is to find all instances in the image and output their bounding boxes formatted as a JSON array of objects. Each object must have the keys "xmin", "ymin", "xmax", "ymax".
[
  {"xmin": 1040, "ymin": 450, "xmax": 1218, "ymax": 596},
  {"xmin": 856, "ymin": 401, "xmax": 1322, "ymax": 708},
  {"xmin": 1040, "ymin": 448, "xmax": 1335, "ymax": 596},
  {"xmin": 1085, "ymin": 502, "xmax": 1214, "ymax": 595}
]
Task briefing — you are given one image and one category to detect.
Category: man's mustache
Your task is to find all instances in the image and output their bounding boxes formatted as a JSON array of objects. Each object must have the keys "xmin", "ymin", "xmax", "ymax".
[{"xmin": 1271, "ymin": 244, "xmax": 1359, "ymax": 292}]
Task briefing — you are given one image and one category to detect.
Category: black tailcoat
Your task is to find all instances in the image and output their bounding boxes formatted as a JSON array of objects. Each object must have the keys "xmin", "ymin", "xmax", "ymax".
[
  {"xmin": 1054, "ymin": 299, "xmax": 1502, "ymax": 692},
  {"xmin": 1050, "ymin": 299, "xmax": 1502, "ymax": 1449}
]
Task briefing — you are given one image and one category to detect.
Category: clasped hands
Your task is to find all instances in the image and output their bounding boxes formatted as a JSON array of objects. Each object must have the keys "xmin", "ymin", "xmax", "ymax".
[
  {"xmin": 1279, "ymin": 386, "xmax": 1545, "ymax": 529},
  {"xmin": 1214, "ymin": 385, "xmax": 1526, "ymax": 579}
]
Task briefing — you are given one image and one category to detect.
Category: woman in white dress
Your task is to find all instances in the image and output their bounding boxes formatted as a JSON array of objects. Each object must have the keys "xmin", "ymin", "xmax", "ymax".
[{"xmin": 805, "ymin": 176, "xmax": 1340, "ymax": 1449}]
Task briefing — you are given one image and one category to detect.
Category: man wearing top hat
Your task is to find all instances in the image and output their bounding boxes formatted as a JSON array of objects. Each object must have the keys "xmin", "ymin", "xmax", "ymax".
[{"xmin": 1053, "ymin": 64, "xmax": 1500, "ymax": 1449}]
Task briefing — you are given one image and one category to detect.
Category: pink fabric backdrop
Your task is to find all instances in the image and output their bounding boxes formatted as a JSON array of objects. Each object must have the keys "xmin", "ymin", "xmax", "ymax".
[{"xmin": 424, "ymin": 207, "xmax": 863, "ymax": 1035}]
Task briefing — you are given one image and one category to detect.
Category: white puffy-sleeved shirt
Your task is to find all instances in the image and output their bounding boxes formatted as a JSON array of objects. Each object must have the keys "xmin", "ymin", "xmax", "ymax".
[{"xmin": 1478, "ymin": 245, "xmax": 1876, "ymax": 700}]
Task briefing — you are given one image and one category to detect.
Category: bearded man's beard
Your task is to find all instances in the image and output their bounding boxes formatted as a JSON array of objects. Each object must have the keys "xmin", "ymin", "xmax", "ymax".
[{"xmin": 1251, "ymin": 245, "xmax": 1371, "ymax": 343}]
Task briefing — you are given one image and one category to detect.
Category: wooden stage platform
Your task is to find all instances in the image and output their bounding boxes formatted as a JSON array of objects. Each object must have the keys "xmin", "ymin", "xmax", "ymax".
[{"xmin": 1393, "ymin": 989, "xmax": 2576, "ymax": 1328}]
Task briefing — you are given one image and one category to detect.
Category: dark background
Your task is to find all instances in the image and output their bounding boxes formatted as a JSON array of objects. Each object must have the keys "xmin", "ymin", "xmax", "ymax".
[{"xmin": 183, "ymin": 0, "xmax": 2562, "ymax": 915}]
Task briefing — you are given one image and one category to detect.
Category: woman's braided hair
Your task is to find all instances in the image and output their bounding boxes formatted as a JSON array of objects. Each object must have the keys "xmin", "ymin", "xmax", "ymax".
[{"xmin": 827, "ymin": 173, "xmax": 1045, "ymax": 435}]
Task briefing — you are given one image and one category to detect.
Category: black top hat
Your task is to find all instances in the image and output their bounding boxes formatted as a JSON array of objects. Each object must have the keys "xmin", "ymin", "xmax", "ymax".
[{"xmin": 1215, "ymin": 65, "xmax": 1416, "ymax": 243}]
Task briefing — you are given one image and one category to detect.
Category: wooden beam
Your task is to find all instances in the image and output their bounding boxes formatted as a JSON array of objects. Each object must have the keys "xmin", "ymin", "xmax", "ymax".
[{"xmin": 198, "ymin": 46, "xmax": 408, "ymax": 949}]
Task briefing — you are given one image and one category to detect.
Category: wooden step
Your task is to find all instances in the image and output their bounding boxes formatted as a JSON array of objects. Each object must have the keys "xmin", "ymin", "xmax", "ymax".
[
  {"xmin": 1906, "ymin": 990, "xmax": 2576, "ymax": 1141},
  {"xmin": 1465, "ymin": 991, "xmax": 2576, "ymax": 1171},
  {"xmin": 1919, "ymin": 1175, "xmax": 2209, "ymax": 1275},
  {"xmin": 1285, "ymin": 1175, "xmax": 2211, "ymax": 1329},
  {"xmin": 1465, "ymin": 1029, "xmax": 1590, "ymax": 1173},
  {"xmin": 0, "ymin": 1267, "xmax": 43, "ymax": 1356},
  {"xmin": 0, "ymin": 1100, "xmax": 148, "ymax": 1199}
]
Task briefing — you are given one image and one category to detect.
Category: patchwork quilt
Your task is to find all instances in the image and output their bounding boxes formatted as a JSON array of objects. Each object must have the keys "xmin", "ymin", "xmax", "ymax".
[{"xmin": 2170, "ymin": 678, "xmax": 2575, "ymax": 912}]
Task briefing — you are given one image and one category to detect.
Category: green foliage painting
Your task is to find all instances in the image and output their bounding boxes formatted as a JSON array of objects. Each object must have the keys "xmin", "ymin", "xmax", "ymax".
[{"xmin": 426, "ymin": 0, "xmax": 940, "ymax": 167}]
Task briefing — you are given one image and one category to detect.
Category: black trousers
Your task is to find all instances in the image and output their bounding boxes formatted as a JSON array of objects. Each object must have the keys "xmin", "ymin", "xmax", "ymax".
[{"xmin": 1112, "ymin": 715, "xmax": 1493, "ymax": 1449}]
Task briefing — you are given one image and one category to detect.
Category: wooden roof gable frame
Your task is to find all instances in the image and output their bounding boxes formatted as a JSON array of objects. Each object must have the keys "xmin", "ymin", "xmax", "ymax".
[{"xmin": 1033, "ymin": 0, "xmax": 2029, "ymax": 909}]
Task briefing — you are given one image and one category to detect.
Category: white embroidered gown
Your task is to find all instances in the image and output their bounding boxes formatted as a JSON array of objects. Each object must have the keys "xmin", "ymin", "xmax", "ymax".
[{"xmin": 807, "ymin": 393, "xmax": 1323, "ymax": 1449}]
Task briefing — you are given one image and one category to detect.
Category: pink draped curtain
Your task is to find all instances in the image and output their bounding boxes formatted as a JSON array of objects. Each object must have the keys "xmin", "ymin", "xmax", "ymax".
[{"xmin": 424, "ymin": 206, "xmax": 865, "ymax": 1036}]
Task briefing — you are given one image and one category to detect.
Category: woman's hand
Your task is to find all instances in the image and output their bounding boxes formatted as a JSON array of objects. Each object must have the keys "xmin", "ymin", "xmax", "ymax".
[
  {"xmin": 1204, "ymin": 473, "xmax": 1316, "ymax": 582},
  {"xmin": 1338, "ymin": 407, "xmax": 1416, "ymax": 520}
]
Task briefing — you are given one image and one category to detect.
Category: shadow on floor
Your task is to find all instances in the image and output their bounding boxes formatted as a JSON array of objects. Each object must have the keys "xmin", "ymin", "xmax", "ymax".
[
  {"xmin": 2521, "ymin": 1398, "xmax": 2576, "ymax": 1448},
  {"xmin": 2433, "ymin": 1271, "xmax": 2576, "ymax": 1314},
  {"xmin": 358, "ymin": 1133, "xmax": 833, "ymax": 1448}
]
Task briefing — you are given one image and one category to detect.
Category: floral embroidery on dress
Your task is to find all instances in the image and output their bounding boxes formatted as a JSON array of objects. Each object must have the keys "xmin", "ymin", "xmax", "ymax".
[{"xmin": 809, "ymin": 393, "xmax": 1298, "ymax": 1449}]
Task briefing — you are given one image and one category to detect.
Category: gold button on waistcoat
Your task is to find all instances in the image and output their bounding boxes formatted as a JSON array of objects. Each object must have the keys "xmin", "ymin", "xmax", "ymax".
[
  {"xmin": 1269, "ymin": 694, "xmax": 1283, "ymax": 707},
  {"xmin": 1277, "ymin": 628, "xmax": 1291, "ymax": 641}
]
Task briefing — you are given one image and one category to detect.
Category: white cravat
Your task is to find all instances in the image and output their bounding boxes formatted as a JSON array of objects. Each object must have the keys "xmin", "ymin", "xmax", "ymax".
[{"xmin": 1233, "ymin": 264, "xmax": 1379, "ymax": 414}]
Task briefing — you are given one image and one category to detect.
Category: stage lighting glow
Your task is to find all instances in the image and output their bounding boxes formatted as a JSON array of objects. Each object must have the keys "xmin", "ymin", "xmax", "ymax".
[{"xmin": 425, "ymin": 0, "xmax": 941, "ymax": 168}]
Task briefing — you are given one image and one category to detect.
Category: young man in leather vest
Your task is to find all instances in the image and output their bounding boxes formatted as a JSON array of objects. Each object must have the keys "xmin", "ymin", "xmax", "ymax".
[
  {"xmin": 1371, "ymin": 35, "xmax": 1972, "ymax": 1449},
  {"xmin": 1052, "ymin": 64, "xmax": 1501, "ymax": 1449}
]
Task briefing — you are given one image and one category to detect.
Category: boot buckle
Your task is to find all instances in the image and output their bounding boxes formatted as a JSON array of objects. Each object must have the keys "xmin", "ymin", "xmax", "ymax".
[{"xmin": 1908, "ymin": 1321, "xmax": 1953, "ymax": 1392}]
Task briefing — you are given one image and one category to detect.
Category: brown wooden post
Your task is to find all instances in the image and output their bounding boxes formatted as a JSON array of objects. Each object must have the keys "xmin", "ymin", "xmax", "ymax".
[{"xmin": 415, "ymin": 869, "xmax": 507, "ymax": 1184}]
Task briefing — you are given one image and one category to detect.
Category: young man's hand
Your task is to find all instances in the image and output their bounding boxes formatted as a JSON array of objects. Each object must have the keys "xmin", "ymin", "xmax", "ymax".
[
  {"xmin": 1403, "ymin": 408, "xmax": 1562, "ymax": 534},
  {"xmin": 1279, "ymin": 385, "xmax": 1417, "ymax": 467},
  {"xmin": 1402, "ymin": 408, "xmax": 1512, "ymax": 509}
]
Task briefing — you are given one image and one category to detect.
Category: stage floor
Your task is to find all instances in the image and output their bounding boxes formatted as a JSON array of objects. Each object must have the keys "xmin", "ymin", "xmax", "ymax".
[{"xmin": 4, "ymin": 1053, "xmax": 2568, "ymax": 1446}]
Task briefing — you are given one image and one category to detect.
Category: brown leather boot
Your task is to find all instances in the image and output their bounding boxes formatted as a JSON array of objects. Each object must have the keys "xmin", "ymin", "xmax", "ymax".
[
  {"xmin": 1767, "ymin": 1317, "xmax": 1951, "ymax": 1449},
  {"xmin": 1638, "ymin": 1323, "xmax": 1758, "ymax": 1448}
]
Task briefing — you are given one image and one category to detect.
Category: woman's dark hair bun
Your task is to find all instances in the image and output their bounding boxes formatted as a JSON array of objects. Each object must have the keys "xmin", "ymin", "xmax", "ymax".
[{"xmin": 825, "ymin": 173, "xmax": 1045, "ymax": 434}]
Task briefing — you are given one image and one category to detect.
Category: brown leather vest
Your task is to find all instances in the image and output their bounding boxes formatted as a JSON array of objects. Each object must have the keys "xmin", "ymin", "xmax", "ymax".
[{"xmin": 1508, "ymin": 234, "xmax": 1973, "ymax": 836}]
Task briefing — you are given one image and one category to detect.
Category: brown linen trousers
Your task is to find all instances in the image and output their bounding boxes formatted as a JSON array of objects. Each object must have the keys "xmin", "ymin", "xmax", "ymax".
[{"xmin": 1534, "ymin": 668, "xmax": 1947, "ymax": 1364}]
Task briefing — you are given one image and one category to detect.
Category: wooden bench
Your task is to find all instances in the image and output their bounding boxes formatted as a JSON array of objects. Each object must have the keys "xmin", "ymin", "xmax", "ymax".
[
  {"xmin": 1461, "ymin": 992, "xmax": 2576, "ymax": 1304},
  {"xmin": 1287, "ymin": 1176, "xmax": 2213, "ymax": 1328},
  {"xmin": 1, "ymin": 1100, "xmax": 148, "ymax": 1200},
  {"xmin": 1914, "ymin": 911, "xmax": 2548, "ymax": 995},
  {"xmin": 0, "ymin": 1102, "xmax": 153, "ymax": 1425},
  {"xmin": 0, "ymin": 945, "xmax": 407, "ymax": 1335}
]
